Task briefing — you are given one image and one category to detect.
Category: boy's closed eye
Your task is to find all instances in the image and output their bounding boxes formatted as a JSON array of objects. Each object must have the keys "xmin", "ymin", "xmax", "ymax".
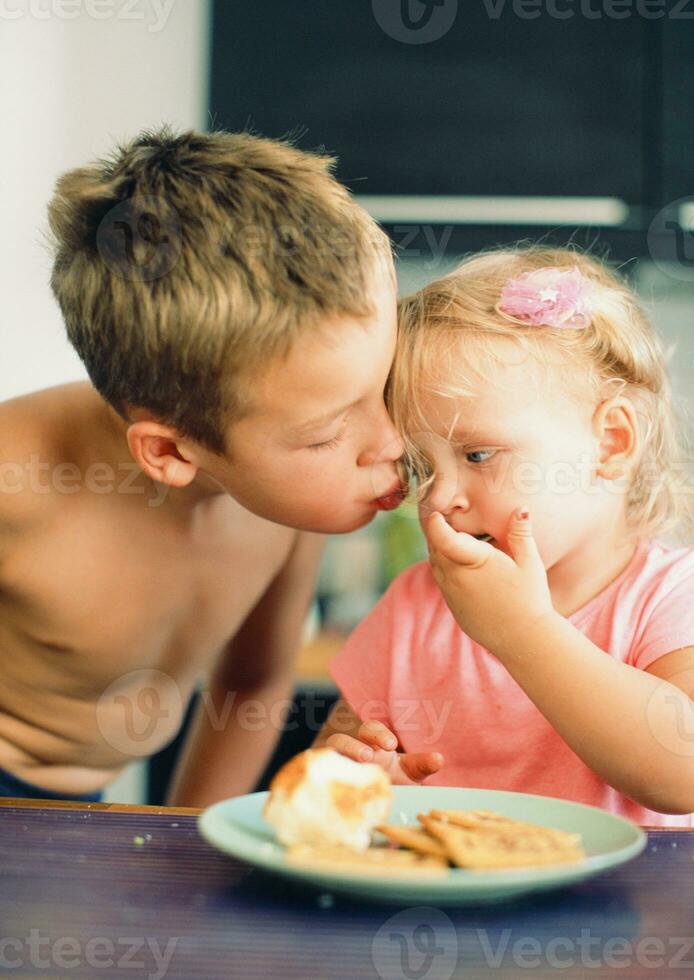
[
  {"xmin": 308, "ymin": 432, "xmax": 345, "ymax": 452},
  {"xmin": 307, "ymin": 418, "xmax": 348, "ymax": 451}
]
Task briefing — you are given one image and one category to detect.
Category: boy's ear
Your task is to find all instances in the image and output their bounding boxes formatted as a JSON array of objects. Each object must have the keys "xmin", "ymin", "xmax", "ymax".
[
  {"xmin": 592, "ymin": 396, "xmax": 639, "ymax": 480},
  {"xmin": 126, "ymin": 420, "xmax": 199, "ymax": 488}
]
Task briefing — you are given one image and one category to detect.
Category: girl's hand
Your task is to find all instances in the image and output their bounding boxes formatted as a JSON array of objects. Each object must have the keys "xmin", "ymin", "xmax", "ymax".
[
  {"xmin": 423, "ymin": 508, "xmax": 554, "ymax": 655},
  {"xmin": 326, "ymin": 719, "xmax": 444, "ymax": 786}
]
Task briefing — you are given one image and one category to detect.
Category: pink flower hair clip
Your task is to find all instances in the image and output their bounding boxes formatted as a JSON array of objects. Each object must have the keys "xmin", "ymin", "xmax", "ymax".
[{"xmin": 498, "ymin": 266, "xmax": 593, "ymax": 330}]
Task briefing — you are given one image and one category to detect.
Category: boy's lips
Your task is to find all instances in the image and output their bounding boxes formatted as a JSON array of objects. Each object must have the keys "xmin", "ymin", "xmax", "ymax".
[{"xmin": 374, "ymin": 481, "xmax": 406, "ymax": 511}]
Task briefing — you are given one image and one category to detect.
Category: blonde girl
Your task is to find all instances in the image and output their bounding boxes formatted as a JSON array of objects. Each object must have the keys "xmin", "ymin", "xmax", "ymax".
[{"xmin": 318, "ymin": 246, "xmax": 694, "ymax": 826}]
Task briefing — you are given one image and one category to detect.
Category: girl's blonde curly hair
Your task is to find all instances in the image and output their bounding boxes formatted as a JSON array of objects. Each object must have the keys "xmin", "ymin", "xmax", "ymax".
[{"xmin": 392, "ymin": 245, "xmax": 693, "ymax": 544}]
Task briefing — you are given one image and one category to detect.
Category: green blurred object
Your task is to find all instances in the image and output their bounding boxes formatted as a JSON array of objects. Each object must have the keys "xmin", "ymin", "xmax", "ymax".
[{"xmin": 379, "ymin": 502, "xmax": 427, "ymax": 588}]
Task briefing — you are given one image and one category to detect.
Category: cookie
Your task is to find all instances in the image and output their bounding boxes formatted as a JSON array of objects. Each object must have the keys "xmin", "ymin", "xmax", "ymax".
[
  {"xmin": 286, "ymin": 843, "xmax": 449, "ymax": 876},
  {"xmin": 420, "ymin": 815, "xmax": 585, "ymax": 869},
  {"xmin": 377, "ymin": 824, "xmax": 449, "ymax": 859},
  {"xmin": 426, "ymin": 809, "xmax": 582, "ymax": 850}
]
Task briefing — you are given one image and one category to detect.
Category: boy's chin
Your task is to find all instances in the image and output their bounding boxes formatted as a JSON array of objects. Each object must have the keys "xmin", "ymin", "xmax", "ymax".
[
  {"xmin": 301, "ymin": 507, "xmax": 378, "ymax": 536},
  {"xmin": 332, "ymin": 510, "xmax": 378, "ymax": 534}
]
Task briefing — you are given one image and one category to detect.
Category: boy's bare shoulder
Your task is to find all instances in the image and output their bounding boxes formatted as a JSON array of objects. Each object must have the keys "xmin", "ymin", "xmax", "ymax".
[{"xmin": 0, "ymin": 383, "xmax": 82, "ymax": 531}]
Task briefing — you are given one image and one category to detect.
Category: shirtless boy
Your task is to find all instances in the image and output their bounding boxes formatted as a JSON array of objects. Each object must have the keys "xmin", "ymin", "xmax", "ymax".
[{"xmin": 0, "ymin": 128, "xmax": 403, "ymax": 807}]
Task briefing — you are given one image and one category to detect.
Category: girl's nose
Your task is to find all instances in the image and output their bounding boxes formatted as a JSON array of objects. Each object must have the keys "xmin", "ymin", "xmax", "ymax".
[{"xmin": 423, "ymin": 469, "xmax": 470, "ymax": 518}]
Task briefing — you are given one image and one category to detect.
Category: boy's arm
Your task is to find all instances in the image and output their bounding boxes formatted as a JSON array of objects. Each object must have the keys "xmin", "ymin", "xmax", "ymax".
[
  {"xmin": 0, "ymin": 404, "xmax": 49, "ymax": 539},
  {"xmin": 166, "ymin": 530, "xmax": 325, "ymax": 808}
]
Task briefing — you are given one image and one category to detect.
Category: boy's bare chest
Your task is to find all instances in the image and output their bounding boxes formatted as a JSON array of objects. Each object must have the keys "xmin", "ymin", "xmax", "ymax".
[{"xmin": 0, "ymin": 494, "xmax": 295, "ymax": 680}]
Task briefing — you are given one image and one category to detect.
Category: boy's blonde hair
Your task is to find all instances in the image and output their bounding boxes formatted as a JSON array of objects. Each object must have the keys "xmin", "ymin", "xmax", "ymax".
[
  {"xmin": 393, "ymin": 245, "xmax": 692, "ymax": 542},
  {"xmin": 48, "ymin": 126, "xmax": 392, "ymax": 452}
]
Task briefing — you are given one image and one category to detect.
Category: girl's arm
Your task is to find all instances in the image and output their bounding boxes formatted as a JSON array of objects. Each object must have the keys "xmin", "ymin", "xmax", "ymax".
[
  {"xmin": 491, "ymin": 613, "xmax": 694, "ymax": 814},
  {"xmin": 315, "ymin": 699, "xmax": 444, "ymax": 785},
  {"xmin": 424, "ymin": 510, "xmax": 694, "ymax": 815}
]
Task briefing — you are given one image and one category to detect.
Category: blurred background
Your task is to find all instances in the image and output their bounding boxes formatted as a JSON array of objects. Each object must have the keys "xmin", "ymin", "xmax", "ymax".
[{"xmin": 2, "ymin": 0, "xmax": 693, "ymax": 802}]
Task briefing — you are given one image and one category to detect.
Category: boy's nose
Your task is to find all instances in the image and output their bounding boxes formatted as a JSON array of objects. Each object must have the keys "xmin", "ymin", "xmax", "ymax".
[{"xmin": 357, "ymin": 407, "xmax": 405, "ymax": 467}]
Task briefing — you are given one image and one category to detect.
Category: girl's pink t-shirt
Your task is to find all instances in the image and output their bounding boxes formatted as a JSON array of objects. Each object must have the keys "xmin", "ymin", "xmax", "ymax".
[{"xmin": 330, "ymin": 539, "xmax": 694, "ymax": 827}]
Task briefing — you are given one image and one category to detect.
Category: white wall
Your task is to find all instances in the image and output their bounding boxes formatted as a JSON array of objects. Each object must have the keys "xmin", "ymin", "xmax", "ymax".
[
  {"xmin": 0, "ymin": 0, "xmax": 211, "ymax": 402},
  {"xmin": 0, "ymin": 0, "xmax": 210, "ymax": 801}
]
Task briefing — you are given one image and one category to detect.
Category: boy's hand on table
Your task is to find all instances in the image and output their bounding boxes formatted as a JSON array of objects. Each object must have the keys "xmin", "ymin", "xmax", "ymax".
[
  {"xmin": 423, "ymin": 508, "xmax": 554, "ymax": 655},
  {"xmin": 326, "ymin": 719, "xmax": 444, "ymax": 786}
]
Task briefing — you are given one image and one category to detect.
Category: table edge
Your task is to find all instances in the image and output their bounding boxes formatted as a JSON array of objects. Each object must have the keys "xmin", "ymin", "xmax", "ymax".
[
  {"xmin": 0, "ymin": 797, "xmax": 691, "ymax": 828},
  {"xmin": 0, "ymin": 797, "xmax": 202, "ymax": 815}
]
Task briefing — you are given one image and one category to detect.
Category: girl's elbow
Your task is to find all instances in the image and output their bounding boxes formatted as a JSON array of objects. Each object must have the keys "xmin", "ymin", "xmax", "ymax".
[
  {"xmin": 665, "ymin": 793, "xmax": 694, "ymax": 816},
  {"xmin": 639, "ymin": 787, "xmax": 694, "ymax": 816}
]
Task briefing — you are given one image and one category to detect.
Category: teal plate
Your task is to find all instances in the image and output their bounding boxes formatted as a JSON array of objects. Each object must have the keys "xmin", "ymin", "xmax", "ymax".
[{"xmin": 198, "ymin": 786, "xmax": 647, "ymax": 906}]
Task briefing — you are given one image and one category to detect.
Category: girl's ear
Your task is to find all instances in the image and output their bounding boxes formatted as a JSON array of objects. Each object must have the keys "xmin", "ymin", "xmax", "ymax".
[{"xmin": 592, "ymin": 396, "xmax": 640, "ymax": 480}]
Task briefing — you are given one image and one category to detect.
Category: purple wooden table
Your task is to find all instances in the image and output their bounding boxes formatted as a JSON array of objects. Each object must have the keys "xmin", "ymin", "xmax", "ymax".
[{"xmin": 0, "ymin": 799, "xmax": 692, "ymax": 979}]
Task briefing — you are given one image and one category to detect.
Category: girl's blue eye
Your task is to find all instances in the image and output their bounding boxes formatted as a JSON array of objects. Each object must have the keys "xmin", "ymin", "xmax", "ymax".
[{"xmin": 466, "ymin": 449, "xmax": 496, "ymax": 464}]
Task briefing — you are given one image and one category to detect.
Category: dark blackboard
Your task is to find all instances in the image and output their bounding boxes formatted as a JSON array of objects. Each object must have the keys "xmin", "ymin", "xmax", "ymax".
[{"xmin": 210, "ymin": 2, "xmax": 647, "ymax": 201}]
